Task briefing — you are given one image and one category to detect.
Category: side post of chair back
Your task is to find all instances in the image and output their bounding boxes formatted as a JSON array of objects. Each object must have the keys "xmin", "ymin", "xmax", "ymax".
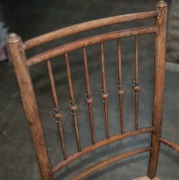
[
  {"xmin": 8, "ymin": 34, "xmax": 53, "ymax": 180},
  {"xmin": 148, "ymin": 1, "xmax": 168, "ymax": 178}
]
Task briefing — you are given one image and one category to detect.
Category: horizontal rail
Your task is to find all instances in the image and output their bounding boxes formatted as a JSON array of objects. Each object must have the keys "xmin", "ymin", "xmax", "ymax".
[
  {"xmin": 160, "ymin": 137, "xmax": 179, "ymax": 153},
  {"xmin": 72, "ymin": 146, "xmax": 151, "ymax": 180},
  {"xmin": 27, "ymin": 26, "xmax": 158, "ymax": 66},
  {"xmin": 52, "ymin": 127, "xmax": 153, "ymax": 173},
  {"xmin": 24, "ymin": 11, "xmax": 158, "ymax": 50}
]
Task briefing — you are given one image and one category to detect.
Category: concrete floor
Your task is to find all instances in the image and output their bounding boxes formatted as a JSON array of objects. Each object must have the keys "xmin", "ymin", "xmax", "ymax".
[{"xmin": 0, "ymin": 0, "xmax": 179, "ymax": 180}]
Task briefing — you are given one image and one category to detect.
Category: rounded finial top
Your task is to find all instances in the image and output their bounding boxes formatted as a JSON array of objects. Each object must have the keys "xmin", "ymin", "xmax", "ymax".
[
  {"xmin": 8, "ymin": 33, "xmax": 21, "ymax": 43},
  {"xmin": 156, "ymin": 0, "xmax": 168, "ymax": 8}
]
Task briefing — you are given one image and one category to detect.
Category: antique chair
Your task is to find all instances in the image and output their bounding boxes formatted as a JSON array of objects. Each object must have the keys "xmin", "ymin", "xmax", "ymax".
[{"xmin": 8, "ymin": 0, "xmax": 179, "ymax": 179}]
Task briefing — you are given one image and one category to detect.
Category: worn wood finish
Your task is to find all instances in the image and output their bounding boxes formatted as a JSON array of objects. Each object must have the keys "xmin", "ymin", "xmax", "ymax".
[
  {"xmin": 8, "ymin": 34, "xmax": 53, "ymax": 180},
  {"xmin": 83, "ymin": 47, "xmax": 95, "ymax": 144},
  {"xmin": 27, "ymin": 26, "xmax": 158, "ymax": 66},
  {"xmin": 148, "ymin": 1, "xmax": 168, "ymax": 179},
  {"xmin": 24, "ymin": 11, "xmax": 158, "ymax": 50},
  {"xmin": 134, "ymin": 35, "xmax": 140, "ymax": 130},
  {"xmin": 160, "ymin": 137, "xmax": 179, "ymax": 153},
  {"xmin": 117, "ymin": 38, "xmax": 125, "ymax": 134},
  {"xmin": 100, "ymin": 42, "xmax": 110, "ymax": 139},
  {"xmin": 47, "ymin": 60, "xmax": 67, "ymax": 160},
  {"xmin": 10, "ymin": 2, "xmax": 170, "ymax": 179},
  {"xmin": 65, "ymin": 53, "xmax": 81, "ymax": 151},
  {"xmin": 52, "ymin": 127, "xmax": 153, "ymax": 173},
  {"xmin": 72, "ymin": 147, "xmax": 151, "ymax": 180}
]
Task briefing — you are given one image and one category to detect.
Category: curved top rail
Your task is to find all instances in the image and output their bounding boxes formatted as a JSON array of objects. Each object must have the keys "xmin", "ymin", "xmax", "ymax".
[
  {"xmin": 27, "ymin": 26, "xmax": 157, "ymax": 66},
  {"xmin": 24, "ymin": 11, "xmax": 158, "ymax": 50}
]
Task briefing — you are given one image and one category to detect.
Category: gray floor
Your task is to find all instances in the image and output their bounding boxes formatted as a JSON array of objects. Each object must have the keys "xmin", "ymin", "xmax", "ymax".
[{"xmin": 0, "ymin": 0, "xmax": 179, "ymax": 180}]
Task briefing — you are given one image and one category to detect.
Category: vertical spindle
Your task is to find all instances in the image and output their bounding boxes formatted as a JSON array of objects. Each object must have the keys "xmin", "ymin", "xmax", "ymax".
[
  {"xmin": 47, "ymin": 60, "xmax": 67, "ymax": 160},
  {"xmin": 133, "ymin": 35, "xmax": 140, "ymax": 130},
  {"xmin": 117, "ymin": 39, "xmax": 125, "ymax": 134},
  {"xmin": 65, "ymin": 53, "xmax": 81, "ymax": 151},
  {"xmin": 100, "ymin": 42, "xmax": 110, "ymax": 139},
  {"xmin": 83, "ymin": 47, "xmax": 96, "ymax": 144}
]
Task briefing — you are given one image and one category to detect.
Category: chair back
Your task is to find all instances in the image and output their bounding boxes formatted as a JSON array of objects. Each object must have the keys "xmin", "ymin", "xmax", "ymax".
[{"xmin": 8, "ymin": 1, "xmax": 177, "ymax": 180}]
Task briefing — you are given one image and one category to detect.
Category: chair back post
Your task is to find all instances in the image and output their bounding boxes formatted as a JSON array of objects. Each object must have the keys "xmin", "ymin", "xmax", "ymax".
[
  {"xmin": 148, "ymin": 0, "xmax": 168, "ymax": 178},
  {"xmin": 8, "ymin": 34, "xmax": 53, "ymax": 180}
]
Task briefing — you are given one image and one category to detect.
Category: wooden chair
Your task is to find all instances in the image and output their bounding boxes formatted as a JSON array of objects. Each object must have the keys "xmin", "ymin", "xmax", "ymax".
[{"xmin": 8, "ymin": 0, "xmax": 179, "ymax": 179}]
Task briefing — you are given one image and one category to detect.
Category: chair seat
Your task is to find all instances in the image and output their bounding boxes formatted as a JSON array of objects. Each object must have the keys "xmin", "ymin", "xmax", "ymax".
[{"xmin": 135, "ymin": 177, "xmax": 160, "ymax": 180}]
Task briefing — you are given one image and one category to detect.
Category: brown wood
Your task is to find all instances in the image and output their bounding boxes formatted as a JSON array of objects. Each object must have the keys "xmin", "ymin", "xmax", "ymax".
[
  {"xmin": 24, "ymin": 11, "xmax": 158, "ymax": 50},
  {"xmin": 148, "ymin": 1, "xmax": 168, "ymax": 179},
  {"xmin": 27, "ymin": 26, "xmax": 158, "ymax": 66},
  {"xmin": 47, "ymin": 60, "xmax": 67, "ymax": 160},
  {"xmin": 160, "ymin": 137, "xmax": 179, "ymax": 153},
  {"xmin": 72, "ymin": 147, "xmax": 151, "ymax": 180},
  {"xmin": 100, "ymin": 42, "xmax": 110, "ymax": 139},
  {"xmin": 134, "ymin": 35, "xmax": 140, "ymax": 130},
  {"xmin": 117, "ymin": 38, "xmax": 125, "ymax": 134},
  {"xmin": 83, "ymin": 47, "xmax": 96, "ymax": 144},
  {"xmin": 9, "ymin": 2, "xmax": 169, "ymax": 179},
  {"xmin": 65, "ymin": 53, "xmax": 81, "ymax": 151},
  {"xmin": 8, "ymin": 34, "xmax": 53, "ymax": 180},
  {"xmin": 52, "ymin": 127, "xmax": 153, "ymax": 173}
]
